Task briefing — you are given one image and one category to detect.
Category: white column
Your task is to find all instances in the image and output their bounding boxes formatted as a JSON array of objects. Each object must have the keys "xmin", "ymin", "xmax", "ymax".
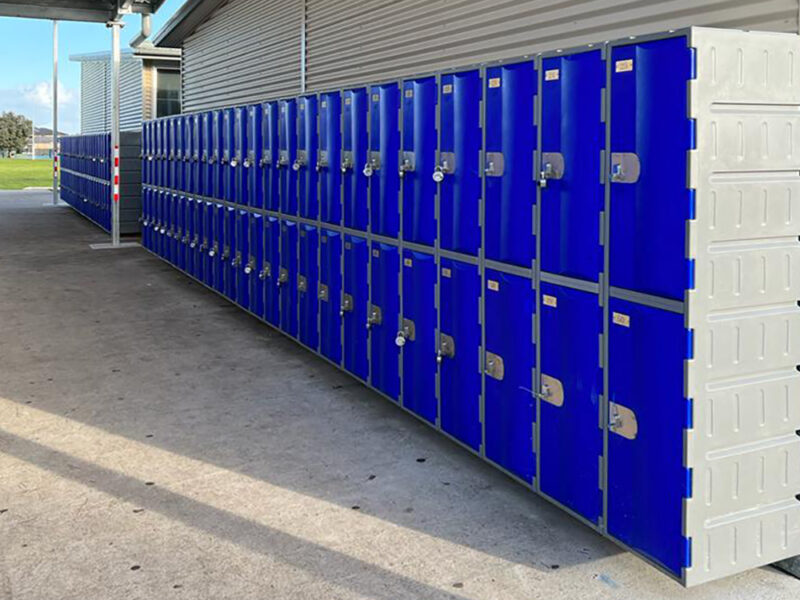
[
  {"xmin": 52, "ymin": 20, "xmax": 58, "ymax": 203},
  {"xmin": 108, "ymin": 20, "xmax": 123, "ymax": 246}
]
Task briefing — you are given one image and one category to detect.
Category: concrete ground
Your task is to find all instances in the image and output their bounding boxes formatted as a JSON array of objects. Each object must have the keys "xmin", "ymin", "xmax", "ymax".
[{"xmin": 0, "ymin": 190, "xmax": 798, "ymax": 600}]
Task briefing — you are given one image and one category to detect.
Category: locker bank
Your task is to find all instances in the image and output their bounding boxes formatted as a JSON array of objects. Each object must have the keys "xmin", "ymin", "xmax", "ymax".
[{"xmin": 140, "ymin": 27, "xmax": 800, "ymax": 587}]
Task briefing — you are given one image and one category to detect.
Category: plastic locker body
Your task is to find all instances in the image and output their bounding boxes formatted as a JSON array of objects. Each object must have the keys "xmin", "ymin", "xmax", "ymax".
[
  {"xmin": 484, "ymin": 269, "xmax": 535, "ymax": 483},
  {"xmin": 484, "ymin": 61, "xmax": 536, "ymax": 267},
  {"xmin": 235, "ymin": 209, "xmax": 250, "ymax": 309},
  {"xmin": 343, "ymin": 234, "xmax": 369, "ymax": 381},
  {"xmin": 262, "ymin": 101, "xmax": 280, "ymax": 211},
  {"xmin": 609, "ymin": 36, "xmax": 694, "ymax": 301},
  {"xmin": 176, "ymin": 195, "xmax": 186, "ymax": 270},
  {"xmin": 439, "ymin": 258, "xmax": 481, "ymax": 450},
  {"xmin": 202, "ymin": 112, "xmax": 214, "ymax": 197},
  {"xmin": 297, "ymin": 95, "xmax": 319, "ymax": 220},
  {"xmin": 538, "ymin": 282, "xmax": 603, "ymax": 522},
  {"xmin": 319, "ymin": 92, "xmax": 342, "ymax": 225},
  {"xmin": 222, "ymin": 108, "xmax": 236, "ymax": 202},
  {"xmin": 540, "ymin": 49, "xmax": 605, "ymax": 281},
  {"xmin": 319, "ymin": 229, "xmax": 342, "ymax": 365},
  {"xmin": 279, "ymin": 219, "xmax": 298, "ymax": 337},
  {"xmin": 367, "ymin": 83, "xmax": 400, "ymax": 238},
  {"xmin": 211, "ymin": 203, "xmax": 225, "ymax": 293},
  {"xmin": 249, "ymin": 212, "xmax": 265, "ymax": 318},
  {"xmin": 191, "ymin": 114, "xmax": 202, "ymax": 196},
  {"xmin": 278, "ymin": 99, "xmax": 298, "ymax": 215},
  {"xmin": 401, "ymin": 77, "xmax": 437, "ymax": 246},
  {"xmin": 439, "ymin": 70, "xmax": 482, "ymax": 255},
  {"xmin": 263, "ymin": 216, "xmax": 281, "ymax": 327},
  {"xmin": 401, "ymin": 249, "xmax": 437, "ymax": 423},
  {"xmin": 212, "ymin": 110, "xmax": 224, "ymax": 200},
  {"xmin": 168, "ymin": 193, "xmax": 179, "ymax": 265},
  {"xmin": 607, "ymin": 298, "xmax": 688, "ymax": 576},
  {"xmin": 142, "ymin": 121, "xmax": 150, "ymax": 186},
  {"xmin": 298, "ymin": 224, "xmax": 319, "ymax": 350},
  {"xmin": 168, "ymin": 117, "xmax": 177, "ymax": 190},
  {"xmin": 342, "ymin": 88, "xmax": 369, "ymax": 231},
  {"xmin": 202, "ymin": 202, "xmax": 215, "ymax": 287},
  {"xmin": 223, "ymin": 205, "xmax": 236, "ymax": 301},
  {"xmin": 247, "ymin": 104, "xmax": 263, "ymax": 208},
  {"xmin": 141, "ymin": 187, "xmax": 152, "ymax": 250},
  {"xmin": 369, "ymin": 242, "xmax": 400, "ymax": 401},
  {"xmin": 232, "ymin": 107, "xmax": 247, "ymax": 205}
]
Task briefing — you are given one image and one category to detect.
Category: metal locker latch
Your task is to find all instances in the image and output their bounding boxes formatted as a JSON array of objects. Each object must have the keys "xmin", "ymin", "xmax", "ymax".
[
  {"xmin": 278, "ymin": 150, "xmax": 290, "ymax": 168},
  {"xmin": 485, "ymin": 351, "xmax": 505, "ymax": 381},
  {"xmin": 610, "ymin": 152, "xmax": 640, "ymax": 183},
  {"xmin": 367, "ymin": 304, "xmax": 382, "ymax": 329},
  {"xmin": 293, "ymin": 150, "xmax": 308, "ymax": 171},
  {"xmin": 539, "ymin": 152, "xmax": 565, "ymax": 187},
  {"xmin": 395, "ymin": 318, "xmax": 416, "ymax": 347},
  {"xmin": 399, "ymin": 151, "xmax": 415, "ymax": 178},
  {"xmin": 484, "ymin": 152, "xmax": 505, "ymax": 177},
  {"xmin": 298, "ymin": 274, "xmax": 308, "ymax": 293},
  {"xmin": 538, "ymin": 374, "xmax": 564, "ymax": 407},
  {"xmin": 340, "ymin": 293, "xmax": 354, "ymax": 316},
  {"xmin": 341, "ymin": 151, "xmax": 354, "ymax": 173},
  {"xmin": 317, "ymin": 150, "xmax": 329, "ymax": 172},
  {"xmin": 437, "ymin": 334, "xmax": 455, "ymax": 363},
  {"xmin": 209, "ymin": 243, "xmax": 219, "ymax": 258},
  {"xmin": 232, "ymin": 252, "xmax": 242, "ymax": 268},
  {"xmin": 319, "ymin": 283, "xmax": 329, "ymax": 301},
  {"xmin": 433, "ymin": 152, "xmax": 456, "ymax": 183},
  {"xmin": 221, "ymin": 246, "xmax": 231, "ymax": 261},
  {"xmin": 244, "ymin": 257, "xmax": 255, "ymax": 275},
  {"xmin": 260, "ymin": 150, "xmax": 272, "ymax": 167},
  {"xmin": 277, "ymin": 267, "xmax": 289, "ymax": 285},
  {"xmin": 363, "ymin": 152, "xmax": 381, "ymax": 177},
  {"xmin": 259, "ymin": 262, "xmax": 271, "ymax": 280},
  {"xmin": 608, "ymin": 401, "xmax": 638, "ymax": 440}
]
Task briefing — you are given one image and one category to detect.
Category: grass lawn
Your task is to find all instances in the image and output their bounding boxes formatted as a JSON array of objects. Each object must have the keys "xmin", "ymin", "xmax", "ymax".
[{"xmin": 0, "ymin": 158, "xmax": 53, "ymax": 190}]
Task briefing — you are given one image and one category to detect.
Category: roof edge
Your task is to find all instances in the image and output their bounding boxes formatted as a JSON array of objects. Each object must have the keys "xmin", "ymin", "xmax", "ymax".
[{"xmin": 152, "ymin": 0, "xmax": 224, "ymax": 48}]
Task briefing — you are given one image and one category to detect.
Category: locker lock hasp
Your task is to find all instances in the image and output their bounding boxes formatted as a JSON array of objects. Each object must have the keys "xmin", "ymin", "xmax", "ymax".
[{"xmin": 395, "ymin": 318, "xmax": 416, "ymax": 347}]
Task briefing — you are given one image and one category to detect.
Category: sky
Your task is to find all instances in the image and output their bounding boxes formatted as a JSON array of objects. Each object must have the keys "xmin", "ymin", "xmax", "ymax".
[{"xmin": 0, "ymin": 0, "xmax": 185, "ymax": 134}]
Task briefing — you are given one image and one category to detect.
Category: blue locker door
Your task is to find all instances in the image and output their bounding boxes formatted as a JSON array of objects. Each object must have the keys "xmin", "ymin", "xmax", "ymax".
[
  {"xmin": 367, "ymin": 83, "xmax": 400, "ymax": 238},
  {"xmin": 222, "ymin": 108, "xmax": 235, "ymax": 202},
  {"xmin": 540, "ymin": 50, "xmax": 604, "ymax": 281},
  {"xmin": 179, "ymin": 116, "xmax": 188, "ymax": 192},
  {"xmin": 154, "ymin": 190, "xmax": 164, "ymax": 256},
  {"xmin": 401, "ymin": 250, "xmax": 437, "ymax": 423},
  {"xmin": 279, "ymin": 220, "xmax": 298, "ymax": 337},
  {"xmin": 319, "ymin": 229, "xmax": 342, "ymax": 365},
  {"xmin": 193, "ymin": 198, "xmax": 204, "ymax": 280},
  {"xmin": 167, "ymin": 117, "xmax": 176, "ymax": 190},
  {"xmin": 262, "ymin": 101, "xmax": 280, "ymax": 211},
  {"xmin": 369, "ymin": 242, "xmax": 400, "ymax": 401},
  {"xmin": 236, "ymin": 210, "xmax": 250, "ymax": 309},
  {"xmin": 609, "ymin": 37, "xmax": 693, "ymax": 301},
  {"xmin": 249, "ymin": 213, "xmax": 264, "ymax": 318},
  {"xmin": 298, "ymin": 224, "xmax": 319, "ymax": 350},
  {"xmin": 169, "ymin": 194, "xmax": 179, "ymax": 265},
  {"xmin": 484, "ymin": 270, "xmax": 535, "ymax": 483},
  {"xmin": 439, "ymin": 258, "xmax": 481, "ymax": 450},
  {"xmin": 211, "ymin": 203, "xmax": 225, "ymax": 293},
  {"xmin": 186, "ymin": 198, "xmax": 198, "ymax": 278},
  {"xmin": 484, "ymin": 61, "xmax": 536, "ymax": 267},
  {"xmin": 298, "ymin": 96, "xmax": 319, "ymax": 219},
  {"xmin": 263, "ymin": 216, "xmax": 281, "ymax": 327},
  {"xmin": 233, "ymin": 107, "xmax": 247, "ymax": 205},
  {"xmin": 141, "ymin": 188, "xmax": 151, "ymax": 250},
  {"xmin": 201, "ymin": 112, "xmax": 213, "ymax": 197},
  {"xmin": 247, "ymin": 104, "xmax": 263, "ymax": 208},
  {"xmin": 191, "ymin": 114, "xmax": 201, "ymax": 196},
  {"xmin": 223, "ymin": 206, "xmax": 237, "ymax": 301},
  {"xmin": 343, "ymin": 88, "xmax": 369, "ymax": 231},
  {"xmin": 538, "ymin": 282, "xmax": 603, "ymax": 521},
  {"xmin": 439, "ymin": 70, "xmax": 482, "ymax": 256},
  {"xmin": 202, "ymin": 202, "xmax": 214, "ymax": 286},
  {"xmin": 212, "ymin": 110, "xmax": 224, "ymax": 199},
  {"xmin": 142, "ymin": 122, "xmax": 149, "ymax": 186},
  {"xmin": 401, "ymin": 77, "xmax": 437, "ymax": 247},
  {"xmin": 279, "ymin": 99, "xmax": 298, "ymax": 215},
  {"xmin": 343, "ymin": 235, "xmax": 369, "ymax": 380},
  {"xmin": 319, "ymin": 92, "xmax": 342, "ymax": 225},
  {"xmin": 176, "ymin": 195, "xmax": 186, "ymax": 270},
  {"xmin": 607, "ymin": 298, "xmax": 689, "ymax": 576}
]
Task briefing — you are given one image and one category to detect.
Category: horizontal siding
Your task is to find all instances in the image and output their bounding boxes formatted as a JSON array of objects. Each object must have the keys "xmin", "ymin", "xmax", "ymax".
[
  {"xmin": 178, "ymin": 0, "xmax": 798, "ymax": 110},
  {"xmin": 80, "ymin": 61, "xmax": 108, "ymax": 134},
  {"xmin": 306, "ymin": 0, "xmax": 799, "ymax": 90},
  {"xmin": 120, "ymin": 57, "xmax": 143, "ymax": 131},
  {"xmin": 181, "ymin": 0, "xmax": 302, "ymax": 112},
  {"xmin": 79, "ymin": 56, "xmax": 143, "ymax": 133}
]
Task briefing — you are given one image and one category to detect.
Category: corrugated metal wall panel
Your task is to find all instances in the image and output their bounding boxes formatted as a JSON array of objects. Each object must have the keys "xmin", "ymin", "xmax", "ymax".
[
  {"xmin": 142, "ymin": 65, "xmax": 154, "ymax": 122},
  {"xmin": 305, "ymin": 0, "xmax": 798, "ymax": 90},
  {"xmin": 120, "ymin": 57, "xmax": 143, "ymax": 131},
  {"xmin": 79, "ymin": 56, "xmax": 143, "ymax": 133},
  {"xmin": 181, "ymin": 0, "xmax": 302, "ymax": 112}
]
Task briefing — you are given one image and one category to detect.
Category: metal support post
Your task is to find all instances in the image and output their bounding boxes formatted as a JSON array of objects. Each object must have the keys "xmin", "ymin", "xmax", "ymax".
[
  {"xmin": 108, "ymin": 20, "xmax": 123, "ymax": 246},
  {"xmin": 52, "ymin": 20, "xmax": 58, "ymax": 203}
]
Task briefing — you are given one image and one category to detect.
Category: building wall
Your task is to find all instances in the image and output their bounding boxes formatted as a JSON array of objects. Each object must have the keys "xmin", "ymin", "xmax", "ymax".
[
  {"xmin": 179, "ymin": 0, "xmax": 799, "ymax": 111},
  {"xmin": 79, "ymin": 56, "xmax": 143, "ymax": 134}
]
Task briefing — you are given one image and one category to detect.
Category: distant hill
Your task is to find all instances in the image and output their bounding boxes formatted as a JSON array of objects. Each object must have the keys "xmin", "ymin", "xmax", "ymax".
[{"xmin": 33, "ymin": 127, "xmax": 68, "ymax": 136}]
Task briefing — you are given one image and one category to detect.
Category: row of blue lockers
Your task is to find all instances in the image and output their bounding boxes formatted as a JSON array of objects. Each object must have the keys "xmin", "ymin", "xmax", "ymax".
[
  {"xmin": 141, "ymin": 186, "xmax": 693, "ymax": 577},
  {"xmin": 142, "ymin": 35, "xmax": 695, "ymax": 302},
  {"xmin": 60, "ymin": 170, "xmax": 112, "ymax": 232},
  {"xmin": 60, "ymin": 133, "xmax": 112, "ymax": 181}
]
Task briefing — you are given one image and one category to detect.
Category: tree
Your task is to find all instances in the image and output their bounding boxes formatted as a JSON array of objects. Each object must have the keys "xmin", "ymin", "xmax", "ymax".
[{"xmin": 0, "ymin": 111, "xmax": 32, "ymax": 156}]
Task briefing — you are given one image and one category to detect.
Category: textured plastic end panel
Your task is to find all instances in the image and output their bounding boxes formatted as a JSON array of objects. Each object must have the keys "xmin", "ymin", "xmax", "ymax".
[{"xmin": 684, "ymin": 27, "xmax": 800, "ymax": 587}]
